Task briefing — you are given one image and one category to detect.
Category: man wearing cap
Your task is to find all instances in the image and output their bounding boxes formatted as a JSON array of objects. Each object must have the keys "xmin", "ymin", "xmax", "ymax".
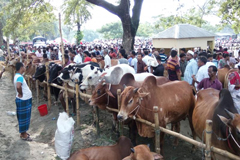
[
  {"xmin": 228, "ymin": 63, "xmax": 240, "ymax": 113},
  {"xmin": 184, "ymin": 50, "xmax": 198, "ymax": 85}
]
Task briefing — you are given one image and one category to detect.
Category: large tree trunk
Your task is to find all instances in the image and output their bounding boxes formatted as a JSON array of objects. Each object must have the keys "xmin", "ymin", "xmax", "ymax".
[
  {"xmin": 77, "ymin": 21, "xmax": 81, "ymax": 32},
  {"xmin": 86, "ymin": 0, "xmax": 143, "ymax": 53},
  {"xmin": 0, "ymin": 22, "xmax": 3, "ymax": 48}
]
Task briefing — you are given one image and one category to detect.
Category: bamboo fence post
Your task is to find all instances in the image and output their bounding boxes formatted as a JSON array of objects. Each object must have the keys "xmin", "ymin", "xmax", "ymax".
[
  {"xmin": 153, "ymin": 106, "xmax": 161, "ymax": 154},
  {"xmin": 205, "ymin": 120, "xmax": 213, "ymax": 160},
  {"xmin": 75, "ymin": 79, "xmax": 80, "ymax": 126},
  {"xmin": 64, "ymin": 82, "xmax": 69, "ymax": 116},
  {"xmin": 46, "ymin": 63, "xmax": 51, "ymax": 110},
  {"xmin": 36, "ymin": 79, "xmax": 39, "ymax": 103},
  {"xmin": 59, "ymin": 13, "xmax": 65, "ymax": 65},
  {"xmin": 117, "ymin": 89, "xmax": 123, "ymax": 136}
]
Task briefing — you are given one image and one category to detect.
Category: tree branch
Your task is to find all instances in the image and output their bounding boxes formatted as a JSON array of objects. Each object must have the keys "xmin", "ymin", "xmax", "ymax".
[
  {"xmin": 86, "ymin": 0, "xmax": 120, "ymax": 16},
  {"xmin": 131, "ymin": 0, "xmax": 143, "ymax": 30}
]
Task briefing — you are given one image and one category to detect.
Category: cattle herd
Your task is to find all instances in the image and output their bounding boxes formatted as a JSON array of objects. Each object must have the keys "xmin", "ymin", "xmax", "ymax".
[{"xmin": 3, "ymin": 52, "xmax": 240, "ymax": 160}]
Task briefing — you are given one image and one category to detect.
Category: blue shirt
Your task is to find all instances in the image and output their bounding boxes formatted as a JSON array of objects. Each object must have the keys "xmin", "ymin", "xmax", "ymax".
[
  {"xmin": 212, "ymin": 59, "xmax": 218, "ymax": 68},
  {"xmin": 128, "ymin": 57, "xmax": 132, "ymax": 65},
  {"xmin": 184, "ymin": 59, "xmax": 198, "ymax": 84},
  {"xmin": 159, "ymin": 53, "xmax": 168, "ymax": 64}
]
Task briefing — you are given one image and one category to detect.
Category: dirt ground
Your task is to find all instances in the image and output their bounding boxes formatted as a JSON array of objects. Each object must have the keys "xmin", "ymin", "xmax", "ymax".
[{"xmin": 0, "ymin": 68, "xmax": 202, "ymax": 160}]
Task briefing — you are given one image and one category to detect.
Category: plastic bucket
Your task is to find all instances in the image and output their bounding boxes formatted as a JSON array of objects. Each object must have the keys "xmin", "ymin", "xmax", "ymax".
[{"xmin": 38, "ymin": 104, "xmax": 48, "ymax": 116}]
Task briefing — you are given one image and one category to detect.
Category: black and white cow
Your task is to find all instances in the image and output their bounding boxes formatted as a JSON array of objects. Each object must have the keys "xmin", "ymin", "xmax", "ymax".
[{"xmin": 57, "ymin": 62, "xmax": 100, "ymax": 87}]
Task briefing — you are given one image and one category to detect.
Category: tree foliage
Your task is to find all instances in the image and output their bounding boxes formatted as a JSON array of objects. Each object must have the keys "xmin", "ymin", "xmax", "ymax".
[
  {"xmin": 62, "ymin": 0, "xmax": 92, "ymax": 30},
  {"xmin": 98, "ymin": 22, "xmax": 123, "ymax": 39},
  {"xmin": 217, "ymin": 0, "xmax": 240, "ymax": 34},
  {"xmin": 0, "ymin": 0, "xmax": 56, "ymax": 42},
  {"xmin": 82, "ymin": 30, "xmax": 100, "ymax": 42}
]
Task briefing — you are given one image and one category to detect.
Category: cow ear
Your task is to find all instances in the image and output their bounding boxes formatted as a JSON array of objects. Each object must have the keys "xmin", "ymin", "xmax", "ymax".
[
  {"xmin": 100, "ymin": 72, "xmax": 107, "ymax": 77},
  {"xmin": 218, "ymin": 114, "xmax": 231, "ymax": 127},
  {"xmin": 106, "ymin": 89, "xmax": 115, "ymax": 98},
  {"xmin": 151, "ymin": 152, "xmax": 163, "ymax": 160}
]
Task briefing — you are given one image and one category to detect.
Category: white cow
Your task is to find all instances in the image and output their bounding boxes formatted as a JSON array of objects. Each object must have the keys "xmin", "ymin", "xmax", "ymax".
[{"xmin": 80, "ymin": 64, "xmax": 135, "ymax": 90}]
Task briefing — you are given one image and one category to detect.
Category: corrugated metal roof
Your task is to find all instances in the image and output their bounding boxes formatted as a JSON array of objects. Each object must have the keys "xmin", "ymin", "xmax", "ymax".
[{"xmin": 153, "ymin": 24, "xmax": 217, "ymax": 39}]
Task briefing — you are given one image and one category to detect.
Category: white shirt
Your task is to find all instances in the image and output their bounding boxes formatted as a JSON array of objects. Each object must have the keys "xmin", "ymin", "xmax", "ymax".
[
  {"xmin": 104, "ymin": 54, "xmax": 111, "ymax": 68},
  {"xmin": 142, "ymin": 55, "xmax": 151, "ymax": 72},
  {"xmin": 14, "ymin": 73, "xmax": 32, "ymax": 100},
  {"xmin": 0, "ymin": 49, "xmax": 3, "ymax": 56},
  {"xmin": 131, "ymin": 57, "xmax": 138, "ymax": 73},
  {"xmin": 58, "ymin": 51, "xmax": 62, "ymax": 61},
  {"xmin": 195, "ymin": 62, "xmax": 215, "ymax": 88},
  {"xmin": 234, "ymin": 49, "xmax": 239, "ymax": 58},
  {"xmin": 74, "ymin": 54, "xmax": 82, "ymax": 64}
]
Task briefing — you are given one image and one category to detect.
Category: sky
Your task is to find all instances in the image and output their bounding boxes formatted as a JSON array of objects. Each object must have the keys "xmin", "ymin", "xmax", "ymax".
[{"xmin": 51, "ymin": 0, "xmax": 221, "ymax": 30}]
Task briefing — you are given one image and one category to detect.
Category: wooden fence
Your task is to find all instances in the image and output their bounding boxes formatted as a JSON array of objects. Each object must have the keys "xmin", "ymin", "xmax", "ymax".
[{"xmin": 25, "ymin": 67, "xmax": 239, "ymax": 160}]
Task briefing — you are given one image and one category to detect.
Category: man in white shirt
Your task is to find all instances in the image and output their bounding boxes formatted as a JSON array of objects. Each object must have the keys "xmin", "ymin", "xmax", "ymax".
[
  {"xmin": 142, "ymin": 50, "xmax": 151, "ymax": 72},
  {"xmin": 35, "ymin": 48, "xmax": 43, "ymax": 57},
  {"xmin": 131, "ymin": 51, "xmax": 137, "ymax": 73},
  {"xmin": 193, "ymin": 56, "xmax": 215, "ymax": 88},
  {"xmin": 104, "ymin": 49, "xmax": 111, "ymax": 68},
  {"xmin": 70, "ymin": 50, "xmax": 82, "ymax": 64},
  {"xmin": 14, "ymin": 62, "xmax": 33, "ymax": 141}
]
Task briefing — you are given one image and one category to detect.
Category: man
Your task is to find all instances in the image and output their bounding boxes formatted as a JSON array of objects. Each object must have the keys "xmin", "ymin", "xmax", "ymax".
[
  {"xmin": 153, "ymin": 51, "xmax": 159, "ymax": 57},
  {"xmin": 193, "ymin": 56, "xmax": 215, "ymax": 87},
  {"xmin": 193, "ymin": 52, "xmax": 198, "ymax": 61},
  {"xmin": 70, "ymin": 50, "xmax": 82, "ymax": 64},
  {"xmin": 228, "ymin": 63, "xmax": 240, "ymax": 113},
  {"xmin": 104, "ymin": 49, "xmax": 111, "ymax": 68},
  {"xmin": 184, "ymin": 50, "xmax": 198, "ymax": 84},
  {"xmin": 35, "ymin": 47, "xmax": 43, "ymax": 57},
  {"xmin": 167, "ymin": 50, "xmax": 181, "ymax": 81},
  {"xmin": 63, "ymin": 53, "xmax": 71, "ymax": 68},
  {"xmin": 128, "ymin": 50, "xmax": 133, "ymax": 65},
  {"xmin": 142, "ymin": 50, "xmax": 151, "ymax": 72},
  {"xmin": 180, "ymin": 48, "xmax": 186, "ymax": 54},
  {"xmin": 207, "ymin": 54, "xmax": 213, "ymax": 62},
  {"xmin": 180, "ymin": 53, "xmax": 187, "ymax": 80},
  {"xmin": 218, "ymin": 53, "xmax": 229, "ymax": 69},
  {"xmin": 197, "ymin": 65, "xmax": 222, "ymax": 91},
  {"xmin": 130, "ymin": 51, "xmax": 137, "ymax": 73},
  {"xmin": 159, "ymin": 48, "xmax": 168, "ymax": 64},
  {"xmin": 137, "ymin": 53, "xmax": 147, "ymax": 73},
  {"xmin": 14, "ymin": 62, "xmax": 33, "ymax": 141},
  {"xmin": 118, "ymin": 49, "xmax": 128, "ymax": 64},
  {"xmin": 152, "ymin": 56, "xmax": 164, "ymax": 76},
  {"xmin": 212, "ymin": 53, "xmax": 218, "ymax": 67}
]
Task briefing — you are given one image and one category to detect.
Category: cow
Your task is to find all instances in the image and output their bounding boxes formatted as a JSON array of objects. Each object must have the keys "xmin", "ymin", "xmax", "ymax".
[
  {"xmin": 117, "ymin": 76, "xmax": 196, "ymax": 155},
  {"xmin": 218, "ymin": 66, "xmax": 230, "ymax": 88},
  {"xmin": 68, "ymin": 136, "xmax": 133, "ymax": 160},
  {"xmin": 80, "ymin": 64, "xmax": 136, "ymax": 90},
  {"xmin": 123, "ymin": 145, "xmax": 163, "ymax": 160},
  {"xmin": 57, "ymin": 62, "xmax": 100, "ymax": 88},
  {"xmin": 89, "ymin": 73, "xmax": 169, "ymax": 144},
  {"xmin": 193, "ymin": 88, "xmax": 240, "ymax": 159}
]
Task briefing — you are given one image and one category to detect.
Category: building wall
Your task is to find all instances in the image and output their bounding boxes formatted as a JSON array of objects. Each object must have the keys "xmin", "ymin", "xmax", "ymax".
[{"xmin": 153, "ymin": 37, "xmax": 215, "ymax": 51}]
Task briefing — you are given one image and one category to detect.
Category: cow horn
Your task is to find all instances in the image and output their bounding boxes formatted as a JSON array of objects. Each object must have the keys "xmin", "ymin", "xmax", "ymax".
[
  {"xmin": 225, "ymin": 109, "xmax": 235, "ymax": 119},
  {"xmin": 123, "ymin": 84, "xmax": 127, "ymax": 89},
  {"xmin": 131, "ymin": 148, "xmax": 135, "ymax": 153},
  {"xmin": 133, "ymin": 88, "xmax": 139, "ymax": 93},
  {"xmin": 147, "ymin": 144, "xmax": 150, "ymax": 149}
]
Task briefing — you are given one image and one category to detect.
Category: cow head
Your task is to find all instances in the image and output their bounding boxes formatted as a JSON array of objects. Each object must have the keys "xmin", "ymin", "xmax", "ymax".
[
  {"xmin": 218, "ymin": 109, "xmax": 240, "ymax": 151},
  {"xmin": 33, "ymin": 64, "xmax": 46, "ymax": 82},
  {"xmin": 49, "ymin": 64, "xmax": 62, "ymax": 83},
  {"xmin": 8, "ymin": 56, "xmax": 20, "ymax": 66},
  {"xmin": 80, "ymin": 68, "xmax": 104, "ymax": 90},
  {"xmin": 117, "ymin": 86, "xmax": 149, "ymax": 121},
  {"xmin": 123, "ymin": 145, "xmax": 163, "ymax": 160},
  {"xmin": 57, "ymin": 64, "xmax": 77, "ymax": 83},
  {"xmin": 89, "ymin": 80, "xmax": 115, "ymax": 107}
]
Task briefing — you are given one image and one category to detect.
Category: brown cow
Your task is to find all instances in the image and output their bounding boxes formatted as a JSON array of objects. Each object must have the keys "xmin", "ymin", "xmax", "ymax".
[
  {"xmin": 218, "ymin": 66, "xmax": 230, "ymax": 88},
  {"xmin": 123, "ymin": 145, "xmax": 163, "ymax": 160},
  {"xmin": 68, "ymin": 136, "xmax": 133, "ymax": 160},
  {"xmin": 193, "ymin": 88, "xmax": 240, "ymax": 159},
  {"xmin": 117, "ymin": 77, "xmax": 196, "ymax": 155}
]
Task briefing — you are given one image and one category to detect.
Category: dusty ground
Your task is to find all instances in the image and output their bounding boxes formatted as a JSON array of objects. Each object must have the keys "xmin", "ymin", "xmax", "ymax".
[{"xmin": 0, "ymin": 68, "xmax": 202, "ymax": 160}]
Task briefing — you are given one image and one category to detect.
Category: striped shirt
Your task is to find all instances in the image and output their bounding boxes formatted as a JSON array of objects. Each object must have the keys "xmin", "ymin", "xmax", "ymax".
[
  {"xmin": 159, "ymin": 53, "xmax": 168, "ymax": 64},
  {"xmin": 167, "ymin": 59, "xmax": 180, "ymax": 81}
]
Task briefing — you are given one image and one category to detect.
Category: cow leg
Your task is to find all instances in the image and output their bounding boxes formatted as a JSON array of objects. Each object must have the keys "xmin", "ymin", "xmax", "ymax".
[
  {"xmin": 59, "ymin": 92, "xmax": 66, "ymax": 112},
  {"xmin": 188, "ymin": 115, "xmax": 197, "ymax": 152},
  {"xmin": 160, "ymin": 127, "xmax": 165, "ymax": 156},
  {"xmin": 173, "ymin": 122, "xmax": 180, "ymax": 146}
]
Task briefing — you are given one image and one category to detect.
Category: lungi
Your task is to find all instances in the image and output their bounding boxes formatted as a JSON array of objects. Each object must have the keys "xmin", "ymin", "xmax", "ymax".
[{"xmin": 15, "ymin": 98, "xmax": 32, "ymax": 133}]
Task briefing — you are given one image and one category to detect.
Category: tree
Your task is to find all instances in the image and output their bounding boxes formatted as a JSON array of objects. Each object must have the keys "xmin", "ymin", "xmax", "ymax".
[
  {"xmin": 218, "ymin": 0, "xmax": 240, "ymax": 34},
  {"xmin": 0, "ymin": 0, "xmax": 56, "ymax": 43},
  {"xmin": 98, "ymin": 22, "xmax": 123, "ymax": 39},
  {"xmin": 136, "ymin": 23, "xmax": 156, "ymax": 37},
  {"xmin": 86, "ymin": 0, "xmax": 144, "ymax": 52},
  {"xmin": 83, "ymin": 30, "xmax": 100, "ymax": 42},
  {"xmin": 62, "ymin": 0, "xmax": 92, "ymax": 44}
]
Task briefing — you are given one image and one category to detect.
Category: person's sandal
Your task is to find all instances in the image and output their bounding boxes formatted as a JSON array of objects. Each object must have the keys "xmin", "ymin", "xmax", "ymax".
[{"xmin": 21, "ymin": 135, "xmax": 32, "ymax": 141}]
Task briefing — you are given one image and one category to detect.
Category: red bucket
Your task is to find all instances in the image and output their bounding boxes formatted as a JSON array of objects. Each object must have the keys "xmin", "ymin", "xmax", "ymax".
[{"xmin": 38, "ymin": 104, "xmax": 48, "ymax": 116}]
